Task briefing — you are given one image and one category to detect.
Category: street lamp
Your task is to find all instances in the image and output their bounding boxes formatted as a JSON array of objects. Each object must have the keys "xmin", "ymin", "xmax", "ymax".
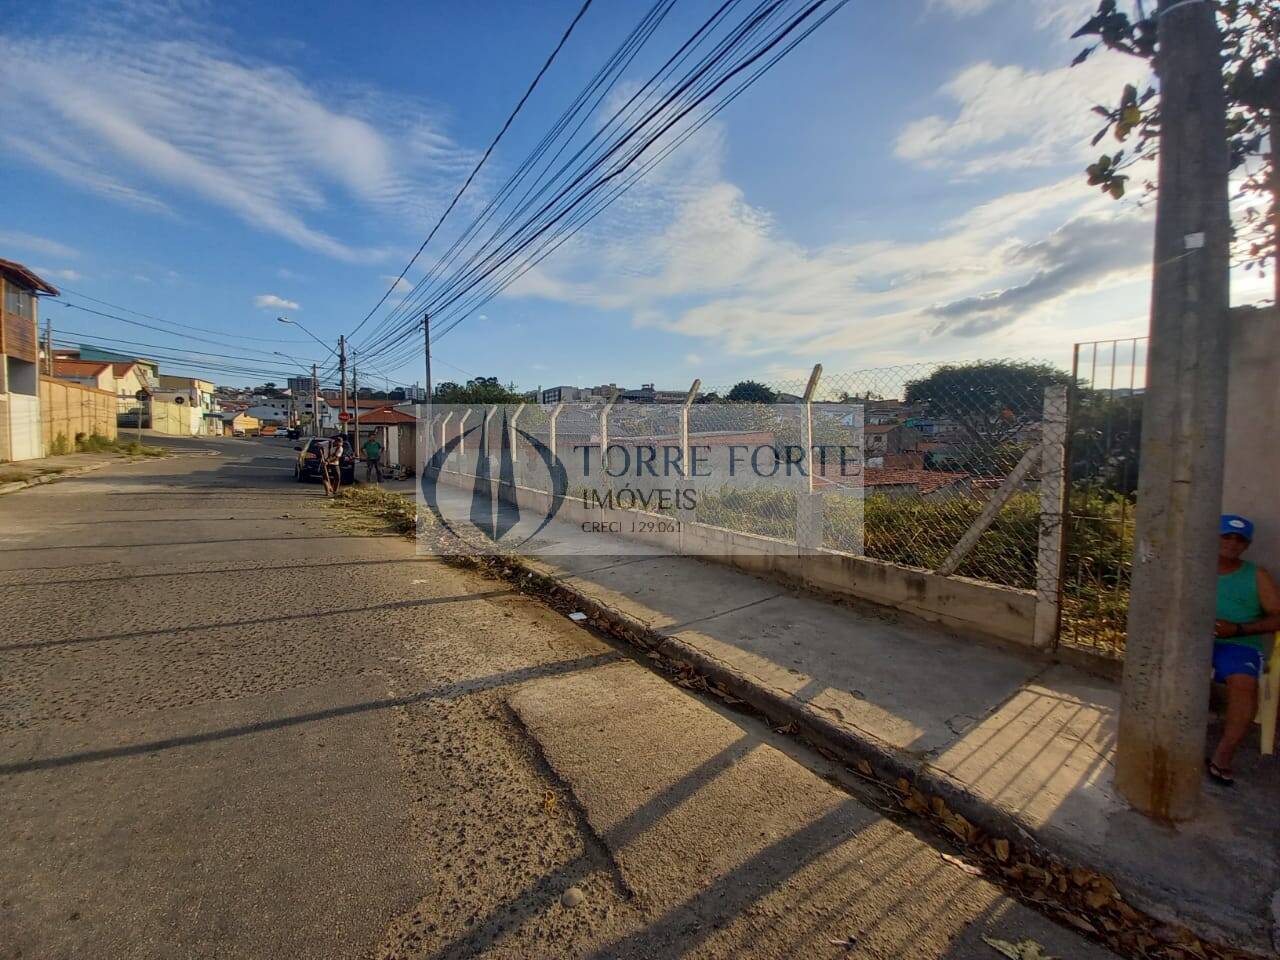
[{"xmin": 276, "ymin": 315, "xmax": 335, "ymax": 357}]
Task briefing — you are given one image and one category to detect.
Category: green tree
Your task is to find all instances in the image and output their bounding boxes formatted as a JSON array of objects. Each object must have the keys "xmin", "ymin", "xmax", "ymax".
[
  {"xmin": 1072, "ymin": 0, "xmax": 1278, "ymax": 294},
  {"xmin": 433, "ymin": 377, "xmax": 525, "ymax": 404},
  {"xmin": 904, "ymin": 361, "xmax": 1074, "ymax": 447},
  {"xmin": 1070, "ymin": 390, "xmax": 1144, "ymax": 495},
  {"xmin": 725, "ymin": 380, "xmax": 777, "ymax": 403}
]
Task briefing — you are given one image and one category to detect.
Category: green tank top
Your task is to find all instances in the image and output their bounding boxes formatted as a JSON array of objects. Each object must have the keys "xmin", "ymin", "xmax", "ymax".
[{"xmin": 1216, "ymin": 561, "xmax": 1264, "ymax": 652}]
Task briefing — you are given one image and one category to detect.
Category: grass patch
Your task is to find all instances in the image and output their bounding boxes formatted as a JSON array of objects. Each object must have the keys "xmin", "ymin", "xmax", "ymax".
[{"xmin": 118, "ymin": 440, "xmax": 167, "ymax": 457}]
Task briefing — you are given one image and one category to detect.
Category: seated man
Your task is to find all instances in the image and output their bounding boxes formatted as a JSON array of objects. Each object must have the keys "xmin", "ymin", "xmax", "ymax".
[{"xmin": 1208, "ymin": 514, "xmax": 1280, "ymax": 784}]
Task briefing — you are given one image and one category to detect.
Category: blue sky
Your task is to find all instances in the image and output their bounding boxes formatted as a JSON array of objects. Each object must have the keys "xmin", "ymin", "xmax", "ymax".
[{"xmin": 1, "ymin": 0, "xmax": 1269, "ymax": 393}]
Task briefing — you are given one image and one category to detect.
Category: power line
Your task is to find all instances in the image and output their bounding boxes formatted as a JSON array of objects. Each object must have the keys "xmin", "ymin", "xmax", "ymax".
[
  {"xmin": 353, "ymin": 0, "xmax": 678, "ymax": 355},
  {"xmin": 57, "ymin": 286, "xmax": 317, "ymax": 344},
  {"xmin": 355, "ymin": 0, "xmax": 848, "ymax": 369},
  {"xmin": 346, "ymin": 0, "xmax": 597, "ymax": 341},
  {"xmin": 58, "ymin": 301, "xmax": 329, "ymax": 363},
  {"xmin": 53, "ymin": 326, "xmax": 328, "ymax": 369},
  {"xmin": 431, "ymin": 0, "xmax": 845, "ymax": 343}
]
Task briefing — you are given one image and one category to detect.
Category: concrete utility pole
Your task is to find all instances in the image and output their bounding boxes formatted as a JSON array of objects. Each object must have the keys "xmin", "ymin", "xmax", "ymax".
[
  {"xmin": 312, "ymin": 364, "xmax": 320, "ymax": 437},
  {"xmin": 353, "ymin": 366, "xmax": 360, "ymax": 452},
  {"xmin": 43, "ymin": 319, "xmax": 52, "ymax": 375},
  {"xmin": 1116, "ymin": 0, "xmax": 1232, "ymax": 821},
  {"xmin": 338, "ymin": 335, "xmax": 348, "ymax": 439}
]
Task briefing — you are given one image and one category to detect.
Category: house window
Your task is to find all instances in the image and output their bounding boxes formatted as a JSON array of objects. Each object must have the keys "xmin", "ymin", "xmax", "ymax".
[{"xmin": 3, "ymin": 282, "xmax": 33, "ymax": 320}]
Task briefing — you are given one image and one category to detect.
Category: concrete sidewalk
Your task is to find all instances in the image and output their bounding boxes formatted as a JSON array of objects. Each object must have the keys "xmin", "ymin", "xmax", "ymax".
[
  {"xmin": 406, "ymin": 475, "xmax": 1279, "ymax": 953},
  {"xmin": 513, "ymin": 546, "xmax": 1279, "ymax": 953}
]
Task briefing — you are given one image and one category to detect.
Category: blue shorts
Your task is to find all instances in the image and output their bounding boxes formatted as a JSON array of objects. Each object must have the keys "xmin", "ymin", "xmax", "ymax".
[{"xmin": 1212, "ymin": 642, "xmax": 1263, "ymax": 682}]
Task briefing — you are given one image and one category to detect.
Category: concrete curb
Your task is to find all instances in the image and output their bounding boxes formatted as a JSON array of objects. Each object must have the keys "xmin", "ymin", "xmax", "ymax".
[
  {"xmin": 0, "ymin": 449, "xmax": 200, "ymax": 497},
  {"xmin": 0, "ymin": 460, "xmax": 112, "ymax": 496}
]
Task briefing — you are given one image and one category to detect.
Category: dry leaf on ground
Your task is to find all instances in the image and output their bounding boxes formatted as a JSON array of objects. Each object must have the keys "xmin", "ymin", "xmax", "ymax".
[{"xmin": 981, "ymin": 935, "xmax": 1057, "ymax": 960}]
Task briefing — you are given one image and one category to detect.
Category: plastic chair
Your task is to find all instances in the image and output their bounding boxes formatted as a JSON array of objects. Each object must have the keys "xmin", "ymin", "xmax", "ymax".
[{"xmin": 1256, "ymin": 633, "xmax": 1280, "ymax": 756}]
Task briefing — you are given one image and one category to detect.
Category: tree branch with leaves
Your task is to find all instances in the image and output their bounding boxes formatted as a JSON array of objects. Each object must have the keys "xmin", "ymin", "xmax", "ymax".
[{"xmin": 1073, "ymin": 0, "xmax": 1278, "ymax": 300}]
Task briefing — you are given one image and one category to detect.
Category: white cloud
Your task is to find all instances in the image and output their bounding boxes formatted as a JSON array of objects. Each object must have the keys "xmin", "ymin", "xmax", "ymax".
[
  {"xmin": 31, "ymin": 266, "xmax": 83, "ymax": 282},
  {"xmin": 254, "ymin": 294, "xmax": 300, "ymax": 311},
  {"xmin": 930, "ymin": 0, "xmax": 1102, "ymax": 29},
  {"xmin": 927, "ymin": 0, "xmax": 998, "ymax": 15},
  {"xmin": 0, "ymin": 19, "xmax": 473, "ymax": 262},
  {"xmin": 684, "ymin": 353, "xmax": 704, "ymax": 366},
  {"xmin": 381, "ymin": 275, "xmax": 414, "ymax": 294},
  {"xmin": 895, "ymin": 56, "xmax": 1150, "ymax": 174},
  {"xmin": 0, "ymin": 230, "xmax": 80, "ymax": 260},
  {"xmin": 504, "ymin": 113, "xmax": 1150, "ymax": 369}
]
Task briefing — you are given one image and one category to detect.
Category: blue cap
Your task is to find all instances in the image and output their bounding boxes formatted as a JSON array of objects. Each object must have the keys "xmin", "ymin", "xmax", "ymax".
[{"xmin": 1220, "ymin": 514, "xmax": 1254, "ymax": 541}]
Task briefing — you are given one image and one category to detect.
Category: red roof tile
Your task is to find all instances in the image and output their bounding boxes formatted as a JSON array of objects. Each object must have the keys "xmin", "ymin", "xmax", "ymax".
[
  {"xmin": 0, "ymin": 258, "xmax": 59, "ymax": 296},
  {"xmin": 54, "ymin": 359, "xmax": 112, "ymax": 379},
  {"xmin": 359, "ymin": 408, "xmax": 417, "ymax": 425},
  {"xmin": 865, "ymin": 467, "xmax": 970, "ymax": 494}
]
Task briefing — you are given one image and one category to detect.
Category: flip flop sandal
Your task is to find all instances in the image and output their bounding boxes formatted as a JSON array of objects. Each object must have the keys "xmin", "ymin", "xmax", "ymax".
[{"xmin": 1206, "ymin": 759, "xmax": 1235, "ymax": 786}]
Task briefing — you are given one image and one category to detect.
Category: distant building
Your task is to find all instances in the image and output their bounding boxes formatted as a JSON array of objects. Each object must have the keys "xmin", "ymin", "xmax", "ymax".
[
  {"xmin": 77, "ymin": 346, "xmax": 159, "ymax": 382},
  {"xmin": 287, "ymin": 375, "xmax": 316, "ymax": 398},
  {"xmin": 540, "ymin": 385, "xmax": 581, "ymax": 404}
]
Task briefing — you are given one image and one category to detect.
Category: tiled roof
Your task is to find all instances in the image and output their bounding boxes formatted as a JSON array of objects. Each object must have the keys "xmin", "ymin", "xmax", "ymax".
[
  {"xmin": 865, "ymin": 467, "xmax": 969, "ymax": 494},
  {"xmin": 53, "ymin": 359, "xmax": 112, "ymax": 378},
  {"xmin": 813, "ymin": 460, "xmax": 970, "ymax": 495},
  {"xmin": 0, "ymin": 258, "xmax": 59, "ymax": 296},
  {"xmin": 359, "ymin": 407, "xmax": 417, "ymax": 425},
  {"xmin": 864, "ymin": 422, "xmax": 907, "ymax": 434}
]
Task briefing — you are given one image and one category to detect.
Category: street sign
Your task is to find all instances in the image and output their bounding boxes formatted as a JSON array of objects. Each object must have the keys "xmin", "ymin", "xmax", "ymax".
[{"xmin": 338, "ymin": 412, "xmax": 353, "ymax": 422}]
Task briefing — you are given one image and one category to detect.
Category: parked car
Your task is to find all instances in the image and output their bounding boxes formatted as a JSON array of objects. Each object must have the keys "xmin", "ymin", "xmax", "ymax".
[
  {"xmin": 286, "ymin": 427, "xmax": 301, "ymax": 440},
  {"xmin": 293, "ymin": 437, "xmax": 355, "ymax": 484}
]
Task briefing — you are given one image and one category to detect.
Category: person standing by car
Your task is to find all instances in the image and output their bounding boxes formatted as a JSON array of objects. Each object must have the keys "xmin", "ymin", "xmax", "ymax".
[
  {"xmin": 361, "ymin": 435, "xmax": 383, "ymax": 483},
  {"xmin": 320, "ymin": 437, "xmax": 343, "ymax": 497}
]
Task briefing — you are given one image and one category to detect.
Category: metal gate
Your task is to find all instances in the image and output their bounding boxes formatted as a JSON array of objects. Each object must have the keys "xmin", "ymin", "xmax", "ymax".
[{"xmin": 1059, "ymin": 337, "xmax": 1148, "ymax": 656}]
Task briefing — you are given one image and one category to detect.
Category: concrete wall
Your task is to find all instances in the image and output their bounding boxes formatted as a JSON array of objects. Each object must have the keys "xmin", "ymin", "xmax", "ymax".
[
  {"xmin": 40, "ymin": 376, "xmax": 118, "ymax": 449},
  {"xmin": 150, "ymin": 399, "xmax": 199, "ymax": 436},
  {"xmin": 1223, "ymin": 305, "xmax": 1280, "ymax": 575},
  {"xmin": 434, "ymin": 467, "xmax": 1038, "ymax": 649}
]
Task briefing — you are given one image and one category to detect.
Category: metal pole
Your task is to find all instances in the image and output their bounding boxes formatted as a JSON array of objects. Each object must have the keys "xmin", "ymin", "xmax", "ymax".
[
  {"xmin": 423, "ymin": 312, "xmax": 433, "ymax": 457},
  {"xmin": 338, "ymin": 335, "xmax": 348, "ymax": 440},
  {"xmin": 353, "ymin": 365, "xmax": 360, "ymax": 458},
  {"xmin": 797, "ymin": 364, "xmax": 823, "ymax": 551},
  {"xmin": 1116, "ymin": 0, "xmax": 1232, "ymax": 821},
  {"xmin": 311, "ymin": 364, "xmax": 320, "ymax": 437}
]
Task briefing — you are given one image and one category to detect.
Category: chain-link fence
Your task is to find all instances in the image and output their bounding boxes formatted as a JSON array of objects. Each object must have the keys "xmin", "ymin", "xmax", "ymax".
[
  {"xmin": 694, "ymin": 360, "xmax": 1068, "ymax": 591},
  {"xmin": 427, "ymin": 358, "xmax": 1080, "ymax": 619},
  {"xmin": 1060, "ymin": 337, "xmax": 1147, "ymax": 657}
]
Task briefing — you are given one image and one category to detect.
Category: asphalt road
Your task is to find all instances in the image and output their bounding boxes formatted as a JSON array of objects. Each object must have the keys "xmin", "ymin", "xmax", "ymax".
[{"xmin": 0, "ymin": 435, "xmax": 1114, "ymax": 959}]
